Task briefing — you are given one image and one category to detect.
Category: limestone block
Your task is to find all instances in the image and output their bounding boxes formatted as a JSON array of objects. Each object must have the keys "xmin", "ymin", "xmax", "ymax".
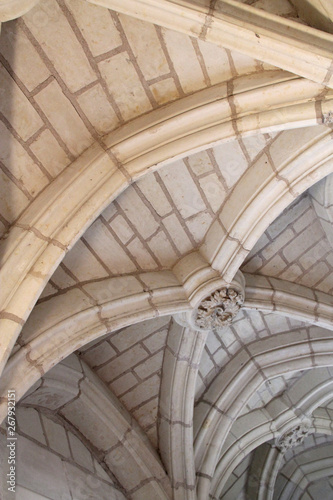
[
  {"xmin": 16, "ymin": 407, "xmax": 46, "ymax": 445},
  {"xmin": 30, "ymin": 129, "xmax": 71, "ymax": 178},
  {"xmin": 134, "ymin": 351, "xmax": 164, "ymax": 380},
  {"xmin": 0, "ymin": 65, "xmax": 43, "ymax": 140},
  {"xmin": 119, "ymin": 13, "xmax": 169, "ymax": 81},
  {"xmin": 137, "ymin": 174, "xmax": 172, "ymax": 217},
  {"xmin": 117, "ymin": 185, "xmax": 159, "ymax": 239},
  {"xmin": 197, "ymin": 40, "xmax": 232, "ymax": 85},
  {"xmin": 34, "ymin": 80, "xmax": 93, "ymax": 156},
  {"xmin": 16, "ymin": 436, "xmax": 71, "ymax": 500},
  {"xmin": 41, "ymin": 414, "xmax": 71, "ymax": 458},
  {"xmin": 77, "ymin": 84, "xmax": 119, "ymax": 135},
  {"xmin": 83, "ymin": 276, "xmax": 143, "ymax": 304},
  {"xmin": 63, "ymin": 462, "xmax": 125, "ymax": 500},
  {"xmin": 111, "ymin": 316, "xmax": 168, "ymax": 352},
  {"xmin": 97, "ymin": 344, "xmax": 148, "ymax": 381},
  {"xmin": 187, "ymin": 150, "xmax": 214, "ymax": 176},
  {"xmin": 133, "ymin": 397, "xmax": 159, "ymax": 429},
  {"xmin": 109, "ymin": 215, "xmax": 134, "ymax": 244},
  {"xmin": 127, "ymin": 237, "xmax": 158, "ymax": 269},
  {"xmin": 0, "ymin": 23, "xmax": 50, "ymax": 92},
  {"xmin": 199, "ymin": 173, "xmax": 226, "ymax": 212},
  {"xmin": 62, "ymin": 239, "xmax": 109, "ymax": 281},
  {"xmin": 68, "ymin": 433, "xmax": 94, "ymax": 472},
  {"xmin": 143, "ymin": 328, "xmax": 168, "ymax": 353},
  {"xmin": 109, "ymin": 372, "xmax": 138, "ymax": 396},
  {"xmin": 98, "ymin": 52, "xmax": 152, "ymax": 121},
  {"xmin": 120, "ymin": 374, "xmax": 160, "ymax": 411},
  {"xmin": 0, "ymin": 168, "xmax": 30, "ymax": 222},
  {"xmin": 159, "ymin": 160, "xmax": 206, "ymax": 218},
  {"xmin": 150, "ymin": 77, "xmax": 180, "ymax": 105},
  {"xmin": 162, "ymin": 214, "xmax": 192, "ymax": 254},
  {"xmin": 65, "ymin": 0, "xmax": 122, "ymax": 56},
  {"xmin": 83, "ymin": 218, "xmax": 136, "ymax": 274},
  {"xmin": 82, "ymin": 342, "xmax": 116, "ymax": 368},
  {"xmin": 24, "ymin": 0, "xmax": 96, "ymax": 92},
  {"xmin": 161, "ymin": 28, "xmax": 205, "ymax": 93},
  {"xmin": 148, "ymin": 230, "xmax": 178, "ymax": 266}
]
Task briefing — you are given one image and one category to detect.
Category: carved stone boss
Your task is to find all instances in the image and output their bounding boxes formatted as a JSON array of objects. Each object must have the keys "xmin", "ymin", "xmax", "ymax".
[
  {"xmin": 275, "ymin": 423, "xmax": 311, "ymax": 453},
  {"xmin": 195, "ymin": 287, "xmax": 244, "ymax": 331},
  {"xmin": 174, "ymin": 271, "xmax": 245, "ymax": 333}
]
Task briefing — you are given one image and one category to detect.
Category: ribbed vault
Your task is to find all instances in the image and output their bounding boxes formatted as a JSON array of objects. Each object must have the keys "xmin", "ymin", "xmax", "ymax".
[{"xmin": 1, "ymin": 1, "xmax": 333, "ymax": 499}]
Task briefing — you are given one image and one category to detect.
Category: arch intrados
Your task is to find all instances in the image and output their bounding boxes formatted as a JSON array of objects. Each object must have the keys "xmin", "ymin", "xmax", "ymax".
[
  {"xmin": 0, "ymin": 73, "xmax": 331, "ymax": 377},
  {"xmin": 194, "ymin": 330, "xmax": 333, "ymax": 498}
]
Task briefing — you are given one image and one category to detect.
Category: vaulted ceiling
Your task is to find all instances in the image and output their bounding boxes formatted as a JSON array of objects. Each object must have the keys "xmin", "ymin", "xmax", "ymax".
[{"xmin": 1, "ymin": 1, "xmax": 333, "ymax": 499}]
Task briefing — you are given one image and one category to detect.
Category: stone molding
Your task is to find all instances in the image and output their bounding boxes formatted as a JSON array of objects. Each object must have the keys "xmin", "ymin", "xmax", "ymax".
[
  {"xmin": 3, "ymin": 74, "xmax": 330, "ymax": 377},
  {"xmin": 272, "ymin": 437, "xmax": 333, "ymax": 499},
  {"xmin": 194, "ymin": 330, "xmax": 333, "ymax": 499},
  {"xmin": 202, "ymin": 127, "xmax": 333, "ymax": 278},
  {"xmin": 257, "ymin": 411, "xmax": 333, "ymax": 500},
  {"xmin": 2, "ymin": 267, "xmax": 333, "ymax": 426},
  {"xmin": 158, "ymin": 320, "xmax": 207, "ymax": 500},
  {"xmin": 275, "ymin": 423, "xmax": 311, "ymax": 452},
  {"xmin": 244, "ymin": 273, "xmax": 333, "ymax": 331},
  {"xmin": 2, "ymin": 0, "xmax": 333, "ymax": 87},
  {"xmin": 310, "ymin": 173, "xmax": 333, "ymax": 248},
  {"xmin": 21, "ymin": 357, "xmax": 172, "ymax": 499},
  {"xmin": 211, "ymin": 370, "xmax": 333, "ymax": 497}
]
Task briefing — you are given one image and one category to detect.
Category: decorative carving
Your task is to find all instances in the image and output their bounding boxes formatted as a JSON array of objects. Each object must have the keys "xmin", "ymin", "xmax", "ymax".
[
  {"xmin": 173, "ymin": 270, "xmax": 245, "ymax": 332},
  {"xmin": 323, "ymin": 111, "xmax": 333, "ymax": 125},
  {"xmin": 276, "ymin": 423, "xmax": 310, "ymax": 452},
  {"xmin": 194, "ymin": 287, "xmax": 244, "ymax": 332}
]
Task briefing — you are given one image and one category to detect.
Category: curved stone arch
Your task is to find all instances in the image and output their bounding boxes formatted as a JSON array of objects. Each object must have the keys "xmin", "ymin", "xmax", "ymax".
[
  {"xmin": 232, "ymin": 407, "xmax": 333, "ymax": 500},
  {"xmin": 1, "ymin": 0, "xmax": 333, "ymax": 88},
  {"xmin": 250, "ymin": 416, "xmax": 333, "ymax": 500},
  {"xmin": 19, "ymin": 356, "xmax": 172, "ymax": 499},
  {"xmin": 310, "ymin": 172, "xmax": 333, "ymax": 248},
  {"xmin": 158, "ymin": 320, "xmax": 208, "ymax": 500},
  {"xmin": 1, "ymin": 73, "xmax": 332, "ymax": 376},
  {"xmin": 0, "ymin": 251, "xmax": 238, "ymax": 421},
  {"xmin": 201, "ymin": 126, "xmax": 333, "ymax": 278},
  {"xmin": 275, "ymin": 442, "xmax": 333, "ymax": 499},
  {"xmin": 2, "ymin": 263, "xmax": 333, "ymax": 426},
  {"xmin": 244, "ymin": 273, "xmax": 333, "ymax": 331},
  {"xmin": 211, "ymin": 369, "xmax": 333, "ymax": 497},
  {"xmin": 194, "ymin": 329, "xmax": 333, "ymax": 498}
]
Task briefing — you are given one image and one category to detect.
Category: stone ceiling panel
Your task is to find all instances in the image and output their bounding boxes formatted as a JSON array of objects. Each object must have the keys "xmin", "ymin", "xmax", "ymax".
[
  {"xmin": 243, "ymin": 192, "xmax": 333, "ymax": 293},
  {"xmin": 79, "ymin": 316, "xmax": 171, "ymax": 448},
  {"xmin": 40, "ymin": 131, "xmax": 275, "ymax": 300},
  {"xmin": 1, "ymin": 1, "xmax": 333, "ymax": 498},
  {"xmin": 195, "ymin": 310, "xmax": 308, "ymax": 400},
  {"xmin": 0, "ymin": 0, "xmax": 278, "ymax": 239}
]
